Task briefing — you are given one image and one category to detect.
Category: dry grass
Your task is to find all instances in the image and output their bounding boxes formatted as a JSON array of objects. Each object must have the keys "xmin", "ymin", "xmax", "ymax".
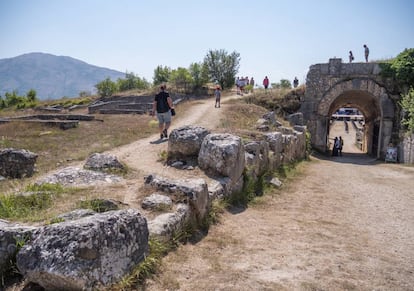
[
  {"xmin": 217, "ymin": 99, "xmax": 268, "ymax": 134},
  {"xmin": 0, "ymin": 108, "xmax": 155, "ymax": 193},
  {"xmin": 0, "ymin": 96, "xmax": 279, "ymax": 221}
]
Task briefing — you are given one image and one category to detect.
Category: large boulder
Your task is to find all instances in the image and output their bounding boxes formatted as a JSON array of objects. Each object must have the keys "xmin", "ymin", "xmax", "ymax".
[
  {"xmin": 0, "ymin": 221, "xmax": 36, "ymax": 276},
  {"xmin": 0, "ymin": 148, "xmax": 38, "ymax": 178},
  {"xmin": 168, "ymin": 125, "xmax": 210, "ymax": 160},
  {"xmin": 198, "ymin": 133, "xmax": 245, "ymax": 183},
  {"xmin": 16, "ymin": 209, "xmax": 148, "ymax": 290}
]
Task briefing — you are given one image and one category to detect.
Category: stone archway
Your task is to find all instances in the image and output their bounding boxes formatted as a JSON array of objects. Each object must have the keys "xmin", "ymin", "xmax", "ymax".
[{"xmin": 301, "ymin": 58, "xmax": 398, "ymax": 158}]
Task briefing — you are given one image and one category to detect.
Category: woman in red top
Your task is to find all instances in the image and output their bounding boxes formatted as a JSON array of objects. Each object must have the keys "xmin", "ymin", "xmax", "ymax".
[{"xmin": 263, "ymin": 76, "xmax": 269, "ymax": 89}]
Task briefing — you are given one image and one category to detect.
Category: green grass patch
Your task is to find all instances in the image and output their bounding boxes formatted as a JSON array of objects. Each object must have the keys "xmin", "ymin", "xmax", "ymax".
[{"xmin": 0, "ymin": 183, "xmax": 64, "ymax": 220}]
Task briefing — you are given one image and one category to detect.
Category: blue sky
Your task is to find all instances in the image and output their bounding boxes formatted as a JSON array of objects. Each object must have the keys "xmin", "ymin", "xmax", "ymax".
[{"xmin": 1, "ymin": 0, "xmax": 413, "ymax": 86}]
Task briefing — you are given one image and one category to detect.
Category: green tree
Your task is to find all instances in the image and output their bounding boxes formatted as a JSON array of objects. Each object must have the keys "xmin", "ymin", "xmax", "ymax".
[
  {"xmin": 189, "ymin": 62, "xmax": 208, "ymax": 90},
  {"xmin": 5, "ymin": 90, "xmax": 23, "ymax": 106},
  {"xmin": 170, "ymin": 67, "xmax": 193, "ymax": 93},
  {"xmin": 280, "ymin": 79, "xmax": 292, "ymax": 89},
  {"xmin": 26, "ymin": 89, "xmax": 37, "ymax": 102},
  {"xmin": 381, "ymin": 48, "xmax": 414, "ymax": 93},
  {"xmin": 153, "ymin": 65, "xmax": 171, "ymax": 85},
  {"xmin": 400, "ymin": 87, "xmax": 414, "ymax": 132},
  {"xmin": 95, "ymin": 77, "xmax": 117, "ymax": 98},
  {"xmin": 203, "ymin": 49, "xmax": 240, "ymax": 89},
  {"xmin": 0, "ymin": 95, "xmax": 5, "ymax": 109},
  {"xmin": 117, "ymin": 71, "xmax": 150, "ymax": 92}
]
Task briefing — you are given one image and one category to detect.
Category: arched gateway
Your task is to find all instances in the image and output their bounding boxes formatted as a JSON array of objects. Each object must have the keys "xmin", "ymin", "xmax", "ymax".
[{"xmin": 300, "ymin": 58, "xmax": 399, "ymax": 158}]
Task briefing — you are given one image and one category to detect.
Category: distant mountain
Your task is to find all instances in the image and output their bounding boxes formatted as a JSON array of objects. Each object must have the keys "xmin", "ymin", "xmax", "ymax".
[{"xmin": 0, "ymin": 52, "xmax": 125, "ymax": 100}]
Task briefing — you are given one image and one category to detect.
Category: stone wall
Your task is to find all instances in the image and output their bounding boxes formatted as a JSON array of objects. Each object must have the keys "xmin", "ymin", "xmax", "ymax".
[{"xmin": 400, "ymin": 134, "xmax": 414, "ymax": 164}]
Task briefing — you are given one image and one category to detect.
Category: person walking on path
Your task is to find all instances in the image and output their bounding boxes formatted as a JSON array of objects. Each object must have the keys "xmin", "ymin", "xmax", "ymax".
[
  {"xmin": 250, "ymin": 77, "xmax": 255, "ymax": 92},
  {"xmin": 214, "ymin": 86, "xmax": 221, "ymax": 108},
  {"xmin": 338, "ymin": 136, "xmax": 344, "ymax": 156},
  {"xmin": 363, "ymin": 44, "xmax": 369, "ymax": 62},
  {"xmin": 152, "ymin": 85, "xmax": 174, "ymax": 139},
  {"xmin": 263, "ymin": 76, "xmax": 269, "ymax": 90}
]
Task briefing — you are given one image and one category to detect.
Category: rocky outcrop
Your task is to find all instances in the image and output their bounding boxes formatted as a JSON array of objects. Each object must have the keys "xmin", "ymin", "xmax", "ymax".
[
  {"xmin": 16, "ymin": 209, "xmax": 148, "ymax": 290},
  {"xmin": 0, "ymin": 148, "xmax": 38, "ymax": 178}
]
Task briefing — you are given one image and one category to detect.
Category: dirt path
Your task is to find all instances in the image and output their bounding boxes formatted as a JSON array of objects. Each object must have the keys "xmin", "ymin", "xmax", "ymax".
[
  {"xmin": 98, "ymin": 95, "xmax": 413, "ymax": 290},
  {"xmin": 106, "ymin": 94, "xmax": 237, "ymax": 206},
  {"xmin": 145, "ymin": 153, "xmax": 414, "ymax": 290}
]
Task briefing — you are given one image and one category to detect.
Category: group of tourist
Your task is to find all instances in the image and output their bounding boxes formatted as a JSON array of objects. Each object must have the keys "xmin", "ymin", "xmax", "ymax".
[
  {"xmin": 235, "ymin": 76, "xmax": 255, "ymax": 95},
  {"xmin": 332, "ymin": 136, "xmax": 344, "ymax": 156}
]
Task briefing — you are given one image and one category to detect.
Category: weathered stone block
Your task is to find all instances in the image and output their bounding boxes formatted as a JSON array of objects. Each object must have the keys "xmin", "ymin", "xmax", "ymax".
[
  {"xmin": 16, "ymin": 209, "xmax": 148, "ymax": 290},
  {"xmin": 0, "ymin": 222, "xmax": 36, "ymax": 276},
  {"xmin": 168, "ymin": 125, "xmax": 210, "ymax": 160},
  {"xmin": 198, "ymin": 133, "xmax": 245, "ymax": 183},
  {"xmin": 144, "ymin": 175, "xmax": 209, "ymax": 221},
  {"xmin": 0, "ymin": 148, "xmax": 37, "ymax": 178}
]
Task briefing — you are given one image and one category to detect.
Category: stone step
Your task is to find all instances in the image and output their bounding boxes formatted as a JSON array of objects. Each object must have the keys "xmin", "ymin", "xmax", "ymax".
[{"xmin": 98, "ymin": 109, "xmax": 146, "ymax": 114}]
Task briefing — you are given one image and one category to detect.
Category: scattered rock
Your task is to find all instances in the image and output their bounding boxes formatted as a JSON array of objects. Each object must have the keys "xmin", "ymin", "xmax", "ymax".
[
  {"xmin": 35, "ymin": 166, "xmax": 122, "ymax": 186},
  {"xmin": 269, "ymin": 177, "xmax": 283, "ymax": 188},
  {"xmin": 84, "ymin": 153, "xmax": 125, "ymax": 172}
]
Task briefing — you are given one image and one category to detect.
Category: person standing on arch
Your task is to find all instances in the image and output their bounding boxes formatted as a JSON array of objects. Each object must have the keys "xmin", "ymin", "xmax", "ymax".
[
  {"xmin": 363, "ymin": 44, "xmax": 369, "ymax": 62},
  {"xmin": 263, "ymin": 76, "xmax": 269, "ymax": 90},
  {"xmin": 293, "ymin": 76, "xmax": 299, "ymax": 88},
  {"xmin": 349, "ymin": 50, "xmax": 354, "ymax": 63}
]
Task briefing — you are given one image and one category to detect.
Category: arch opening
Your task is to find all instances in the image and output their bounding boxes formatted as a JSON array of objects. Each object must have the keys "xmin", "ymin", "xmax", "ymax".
[{"xmin": 327, "ymin": 90, "xmax": 381, "ymax": 157}]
